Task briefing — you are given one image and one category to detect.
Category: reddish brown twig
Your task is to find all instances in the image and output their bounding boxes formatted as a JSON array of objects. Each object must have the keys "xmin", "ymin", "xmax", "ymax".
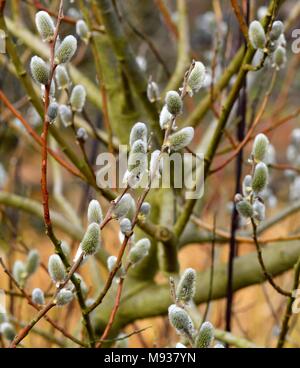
[
  {"xmin": 154, "ymin": 0, "xmax": 179, "ymax": 39},
  {"xmin": 41, "ymin": 1, "xmax": 64, "ymax": 228},
  {"xmin": 0, "ymin": 257, "xmax": 86, "ymax": 347},
  {"xmin": 0, "ymin": 90, "xmax": 83, "ymax": 179},
  {"xmin": 230, "ymin": 0, "xmax": 249, "ymax": 42},
  {"xmin": 96, "ymin": 264, "xmax": 131, "ymax": 348}
]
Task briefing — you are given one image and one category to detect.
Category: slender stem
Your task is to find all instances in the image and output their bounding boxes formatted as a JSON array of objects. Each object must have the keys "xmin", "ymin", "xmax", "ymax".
[
  {"xmin": 277, "ymin": 256, "xmax": 300, "ymax": 347},
  {"xmin": 96, "ymin": 263, "xmax": 131, "ymax": 348},
  {"xmin": 251, "ymin": 218, "xmax": 291, "ymax": 297}
]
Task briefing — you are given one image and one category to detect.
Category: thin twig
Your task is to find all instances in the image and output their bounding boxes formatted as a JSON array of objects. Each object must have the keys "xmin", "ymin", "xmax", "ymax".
[{"xmin": 251, "ymin": 218, "xmax": 291, "ymax": 298}]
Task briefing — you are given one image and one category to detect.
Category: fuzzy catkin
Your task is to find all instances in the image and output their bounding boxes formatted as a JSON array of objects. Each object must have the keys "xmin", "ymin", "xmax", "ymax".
[
  {"xmin": 235, "ymin": 198, "xmax": 254, "ymax": 218},
  {"xmin": 13, "ymin": 260, "xmax": 26, "ymax": 285},
  {"xmin": 56, "ymin": 289, "xmax": 73, "ymax": 306},
  {"xmin": 55, "ymin": 65, "xmax": 70, "ymax": 90},
  {"xmin": 76, "ymin": 127, "xmax": 88, "ymax": 142},
  {"xmin": 273, "ymin": 46, "xmax": 286, "ymax": 69},
  {"xmin": 55, "ymin": 35, "xmax": 77, "ymax": 64},
  {"xmin": 129, "ymin": 122, "xmax": 148, "ymax": 147},
  {"xmin": 113, "ymin": 193, "xmax": 136, "ymax": 219},
  {"xmin": 165, "ymin": 91, "xmax": 183, "ymax": 115},
  {"xmin": 147, "ymin": 80, "xmax": 160, "ymax": 103},
  {"xmin": 32, "ymin": 288, "xmax": 45, "ymax": 305},
  {"xmin": 119, "ymin": 218, "xmax": 132, "ymax": 234},
  {"xmin": 159, "ymin": 105, "xmax": 172, "ymax": 130},
  {"xmin": 128, "ymin": 238, "xmax": 151, "ymax": 265},
  {"xmin": 30, "ymin": 56, "xmax": 50, "ymax": 85},
  {"xmin": 252, "ymin": 162, "xmax": 268, "ymax": 193},
  {"xmin": 187, "ymin": 61, "xmax": 206, "ymax": 95},
  {"xmin": 76, "ymin": 20, "xmax": 90, "ymax": 43},
  {"xmin": 249, "ymin": 20, "xmax": 266, "ymax": 49},
  {"xmin": 26, "ymin": 249, "xmax": 40, "ymax": 276},
  {"xmin": 270, "ymin": 21, "xmax": 284, "ymax": 41},
  {"xmin": 48, "ymin": 254, "xmax": 66, "ymax": 284},
  {"xmin": 195, "ymin": 321, "xmax": 214, "ymax": 348},
  {"xmin": 252, "ymin": 133, "xmax": 269, "ymax": 163},
  {"xmin": 47, "ymin": 102, "xmax": 59, "ymax": 122},
  {"xmin": 70, "ymin": 84, "xmax": 86, "ymax": 112},
  {"xmin": 176, "ymin": 268, "xmax": 196, "ymax": 303},
  {"xmin": 242, "ymin": 175, "xmax": 252, "ymax": 196},
  {"xmin": 140, "ymin": 202, "xmax": 151, "ymax": 217},
  {"xmin": 0, "ymin": 322, "xmax": 16, "ymax": 341},
  {"xmin": 168, "ymin": 304, "xmax": 194, "ymax": 338},
  {"xmin": 59, "ymin": 104, "xmax": 72, "ymax": 127},
  {"xmin": 35, "ymin": 11, "xmax": 55, "ymax": 42},
  {"xmin": 126, "ymin": 139, "xmax": 148, "ymax": 183},
  {"xmin": 80, "ymin": 222, "xmax": 101, "ymax": 256},
  {"xmin": 168, "ymin": 127, "xmax": 194, "ymax": 151},
  {"xmin": 87, "ymin": 199, "xmax": 103, "ymax": 225}
]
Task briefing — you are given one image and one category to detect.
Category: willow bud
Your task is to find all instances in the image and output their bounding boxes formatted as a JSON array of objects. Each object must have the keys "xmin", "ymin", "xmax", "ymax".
[
  {"xmin": 252, "ymin": 133, "xmax": 269, "ymax": 163},
  {"xmin": 30, "ymin": 56, "xmax": 50, "ymax": 85},
  {"xmin": 119, "ymin": 218, "xmax": 132, "ymax": 235},
  {"xmin": 107, "ymin": 255, "xmax": 117, "ymax": 273},
  {"xmin": 195, "ymin": 321, "xmax": 214, "ymax": 348},
  {"xmin": 87, "ymin": 199, "xmax": 103, "ymax": 225},
  {"xmin": 48, "ymin": 254, "xmax": 66, "ymax": 284},
  {"xmin": 168, "ymin": 127, "xmax": 194, "ymax": 151},
  {"xmin": 159, "ymin": 105, "xmax": 173, "ymax": 130},
  {"xmin": 242, "ymin": 175, "xmax": 252, "ymax": 196},
  {"xmin": 129, "ymin": 122, "xmax": 148, "ymax": 147},
  {"xmin": 168, "ymin": 304, "xmax": 194, "ymax": 338},
  {"xmin": 0, "ymin": 322, "xmax": 16, "ymax": 341},
  {"xmin": 13, "ymin": 261, "xmax": 26, "ymax": 286},
  {"xmin": 176, "ymin": 268, "xmax": 196, "ymax": 303},
  {"xmin": 140, "ymin": 202, "xmax": 151, "ymax": 217},
  {"xmin": 32, "ymin": 288, "xmax": 45, "ymax": 305},
  {"xmin": 113, "ymin": 193, "xmax": 136, "ymax": 219},
  {"xmin": 76, "ymin": 127, "xmax": 88, "ymax": 142},
  {"xmin": 76, "ymin": 20, "xmax": 90, "ymax": 43},
  {"xmin": 252, "ymin": 162, "xmax": 268, "ymax": 193},
  {"xmin": 26, "ymin": 249, "xmax": 40, "ymax": 276},
  {"xmin": 273, "ymin": 46, "xmax": 286, "ymax": 69},
  {"xmin": 70, "ymin": 84, "xmax": 86, "ymax": 112},
  {"xmin": 55, "ymin": 65, "xmax": 70, "ymax": 90},
  {"xmin": 47, "ymin": 102, "xmax": 59, "ymax": 122},
  {"xmin": 165, "ymin": 91, "xmax": 183, "ymax": 115},
  {"xmin": 55, "ymin": 289, "xmax": 73, "ymax": 306},
  {"xmin": 59, "ymin": 104, "xmax": 72, "ymax": 127},
  {"xmin": 80, "ymin": 222, "xmax": 101, "ymax": 256},
  {"xmin": 187, "ymin": 61, "xmax": 206, "ymax": 95},
  {"xmin": 126, "ymin": 140, "xmax": 148, "ymax": 187},
  {"xmin": 55, "ymin": 35, "xmax": 77, "ymax": 64},
  {"xmin": 249, "ymin": 20, "xmax": 266, "ymax": 49},
  {"xmin": 147, "ymin": 80, "xmax": 160, "ymax": 103},
  {"xmin": 35, "ymin": 11, "xmax": 55, "ymax": 42},
  {"xmin": 253, "ymin": 199, "xmax": 265, "ymax": 222},
  {"xmin": 128, "ymin": 238, "xmax": 151, "ymax": 265},
  {"xmin": 270, "ymin": 21, "xmax": 284, "ymax": 42},
  {"xmin": 235, "ymin": 197, "xmax": 253, "ymax": 218}
]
